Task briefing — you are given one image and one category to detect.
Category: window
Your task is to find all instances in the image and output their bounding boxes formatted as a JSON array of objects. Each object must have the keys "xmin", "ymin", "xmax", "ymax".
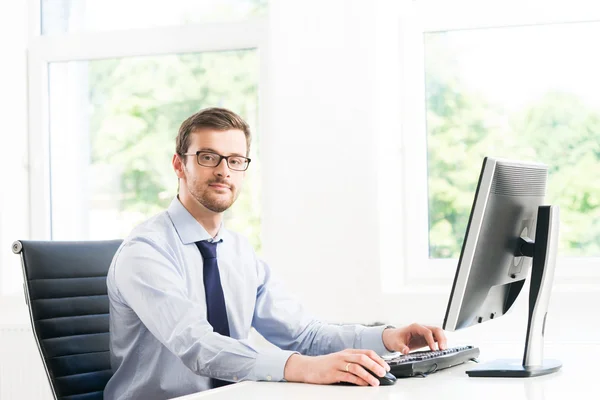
[
  {"xmin": 425, "ymin": 22, "xmax": 600, "ymax": 259},
  {"xmin": 384, "ymin": 1, "xmax": 600, "ymax": 292},
  {"xmin": 4, "ymin": 1, "xmax": 267, "ymax": 297}
]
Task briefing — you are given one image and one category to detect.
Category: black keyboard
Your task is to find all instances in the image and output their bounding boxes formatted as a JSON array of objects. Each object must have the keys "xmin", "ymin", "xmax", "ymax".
[{"xmin": 384, "ymin": 345, "xmax": 480, "ymax": 377}]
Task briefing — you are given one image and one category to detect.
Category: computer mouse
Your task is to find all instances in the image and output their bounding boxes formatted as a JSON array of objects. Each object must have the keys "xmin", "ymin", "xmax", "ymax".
[
  {"xmin": 336, "ymin": 369, "xmax": 397, "ymax": 386},
  {"xmin": 373, "ymin": 371, "xmax": 397, "ymax": 386},
  {"xmin": 363, "ymin": 368, "xmax": 397, "ymax": 386}
]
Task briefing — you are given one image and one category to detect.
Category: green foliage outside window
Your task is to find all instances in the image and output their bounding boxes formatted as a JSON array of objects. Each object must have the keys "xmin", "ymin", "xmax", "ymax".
[{"xmin": 426, "ymin": 34, "xmax": 600, "ymax": 258}]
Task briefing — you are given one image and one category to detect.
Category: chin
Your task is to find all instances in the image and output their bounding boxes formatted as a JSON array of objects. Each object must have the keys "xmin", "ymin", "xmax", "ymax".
[
  {"xmin": 204, "ymin": 198, "xmax": 234, "ymax": 213},
  {"xmin": 208, "ymin": 206, "xmax": 230, "ymax": 213}
]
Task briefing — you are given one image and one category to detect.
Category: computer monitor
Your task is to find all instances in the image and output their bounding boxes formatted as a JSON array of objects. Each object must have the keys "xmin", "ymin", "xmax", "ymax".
[{"xmin": 442, "ymin": 157, "xmax": 562, "ymax": 377}]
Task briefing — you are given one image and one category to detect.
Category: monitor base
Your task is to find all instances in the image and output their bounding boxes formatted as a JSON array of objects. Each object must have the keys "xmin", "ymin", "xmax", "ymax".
[{"xmin": 466, "ymin": 359, "xmax": 562, "ymax": 377}]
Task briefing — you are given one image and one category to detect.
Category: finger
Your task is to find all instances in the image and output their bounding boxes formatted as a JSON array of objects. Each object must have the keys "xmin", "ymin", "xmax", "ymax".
[
  {"xmin": 345, "ymin": 363, "xmax": 380, "ymax": 386},
  {"xmin": 416, "ymin": 326, "xmax": 437, "ymax": 351},
  {"xmin": 427, "ymin": 326, "xmax": 448, "ymax": 350},
  {"xmin": 336, "ymin": 371, "xmax": 369, "ymax": 386},
  {"xmin": 347, "ymin": 352, "xmax": 388, "ymax": 376},
  {"xmin": 347, "ymin": 349, "xmax": 390, "ymax": 372},
  {"xmin": 348, "ymin": 354, "xmax": 387, "ymax": 378}
]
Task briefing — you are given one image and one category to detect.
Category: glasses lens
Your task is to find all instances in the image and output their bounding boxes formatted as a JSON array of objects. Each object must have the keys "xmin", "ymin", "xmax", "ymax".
[
  {"xmin": 227, "ymin": 156, "xmax": 249, "ymax": 171},
  {"xmin": 197, "ymin": 152, "xmax": 220, "ymax": 167}
]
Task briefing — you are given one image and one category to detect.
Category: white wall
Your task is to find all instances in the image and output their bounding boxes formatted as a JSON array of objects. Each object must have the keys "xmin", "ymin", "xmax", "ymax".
[
  {"xmin": 0, "ymin": 0, "xmax": 29, "ymax": 324},
  {"xmin": 263, "ymin": 0, "xmax": 386, "ymax": 325}
]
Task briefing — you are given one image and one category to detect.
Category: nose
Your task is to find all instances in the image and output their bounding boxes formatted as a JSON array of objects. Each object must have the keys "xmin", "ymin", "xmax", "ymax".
[{"xmin": 213, "ymin": 158, "xmax": 231, "ymax": 178}]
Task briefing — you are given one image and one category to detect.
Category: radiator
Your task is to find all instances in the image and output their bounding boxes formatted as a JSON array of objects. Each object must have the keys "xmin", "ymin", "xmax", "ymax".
[{"xmin": 0, "ymin": 326, "xmax": 53, "ymax": 400}]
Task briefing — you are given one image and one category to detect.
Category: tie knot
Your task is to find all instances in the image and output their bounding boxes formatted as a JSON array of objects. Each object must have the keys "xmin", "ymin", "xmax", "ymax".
[{"xmin": 195, "ymin": 240, "xmax": 221, "ymax": 259}]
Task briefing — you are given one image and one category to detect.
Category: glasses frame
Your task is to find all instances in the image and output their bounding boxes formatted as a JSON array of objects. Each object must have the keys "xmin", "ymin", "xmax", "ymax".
[{"xmin": 180, "ymin": 150, "xmax": 252, "ymax": 171}]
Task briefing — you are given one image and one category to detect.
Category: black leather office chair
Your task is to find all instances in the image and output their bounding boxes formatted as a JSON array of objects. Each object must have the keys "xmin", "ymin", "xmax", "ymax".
[{"xmin": 12, "ymin": 240, "xmax": 122, "ymax": 400}]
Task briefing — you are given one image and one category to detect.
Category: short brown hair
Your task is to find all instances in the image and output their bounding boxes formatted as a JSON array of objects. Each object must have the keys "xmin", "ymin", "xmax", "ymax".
[{"xmin": 176, "ymin": 107, "xmax": 251, "ymax": 156}]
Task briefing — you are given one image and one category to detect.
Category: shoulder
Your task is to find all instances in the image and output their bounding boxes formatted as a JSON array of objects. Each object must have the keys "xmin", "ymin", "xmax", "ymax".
[{"xmin": 111, "ymin": 211, "xmax": 181, "ymax": 269}]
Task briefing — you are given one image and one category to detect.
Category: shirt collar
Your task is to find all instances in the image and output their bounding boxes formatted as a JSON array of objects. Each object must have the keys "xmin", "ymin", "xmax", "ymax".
[{"xmin": 167, "ymin": 197, "xmax": 225, "ymax": 245}]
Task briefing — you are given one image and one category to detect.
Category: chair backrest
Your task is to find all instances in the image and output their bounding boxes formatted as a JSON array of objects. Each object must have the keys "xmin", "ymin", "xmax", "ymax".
[{"xmin": 12, "ymin": 240, "xmax": 122, "ymax": 400}]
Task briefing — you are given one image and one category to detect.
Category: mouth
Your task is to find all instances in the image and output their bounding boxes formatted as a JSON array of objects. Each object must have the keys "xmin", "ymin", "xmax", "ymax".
[{"xmin": 209, "ymin": 183, "xmax": 231, "ymax": 190}]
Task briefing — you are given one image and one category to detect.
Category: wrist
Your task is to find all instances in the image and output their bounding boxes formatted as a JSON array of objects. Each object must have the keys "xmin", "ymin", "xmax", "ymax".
[
  {"xmin": 283, "ymin": 353, "xmax": 308, "ymax": 383},
  {"xmin": 382, "ymin": 326, "xmax": 398, "ymax": 352}
]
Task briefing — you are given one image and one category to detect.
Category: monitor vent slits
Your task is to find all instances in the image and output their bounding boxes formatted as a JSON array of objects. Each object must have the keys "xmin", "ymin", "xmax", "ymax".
[{"xmin": 491, "ymin": 164, "xmax": 547, "ymax": 197}]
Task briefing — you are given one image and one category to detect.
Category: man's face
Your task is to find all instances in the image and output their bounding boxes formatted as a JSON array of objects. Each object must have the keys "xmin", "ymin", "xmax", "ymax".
[{"xmin": 178, "ymin": 128, "xmax": 248, "ymax": 213}]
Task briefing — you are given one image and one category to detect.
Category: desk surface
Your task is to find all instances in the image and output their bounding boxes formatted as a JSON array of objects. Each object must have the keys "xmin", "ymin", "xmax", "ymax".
[{"xmin": 171, "ymin": 343, "xmax": 598, "ymax": 400}]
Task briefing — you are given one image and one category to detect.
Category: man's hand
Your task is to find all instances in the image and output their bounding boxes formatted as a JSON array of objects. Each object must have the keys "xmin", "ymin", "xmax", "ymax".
[
  {"xmin": 382, "ymin": 323, "xmax": 448, "ymax": 354},
  {"xmin": 283, "ymin": 349, "xmax": 390, "ymax": 386}
]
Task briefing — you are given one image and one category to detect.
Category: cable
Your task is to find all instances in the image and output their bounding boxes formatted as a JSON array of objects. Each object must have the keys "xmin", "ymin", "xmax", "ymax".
[{"xmin": 416, "ymin": 363, "xmax": 439, "ymax": 378}]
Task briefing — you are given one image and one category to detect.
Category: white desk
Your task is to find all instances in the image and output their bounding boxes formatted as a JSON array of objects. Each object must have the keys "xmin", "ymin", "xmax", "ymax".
[{"xmin": 171, "ymin": 344, "xmax": 598, "ymax": 400}]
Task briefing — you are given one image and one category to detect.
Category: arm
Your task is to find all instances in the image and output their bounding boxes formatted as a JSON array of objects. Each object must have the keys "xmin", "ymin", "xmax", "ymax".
[
  {"xmin": 250, "ymin": 258, "xmax": 448, "ymax": 386},
  {"xmin": 113, "ymin": 237, "xmax": 295, "ymax": 382}
]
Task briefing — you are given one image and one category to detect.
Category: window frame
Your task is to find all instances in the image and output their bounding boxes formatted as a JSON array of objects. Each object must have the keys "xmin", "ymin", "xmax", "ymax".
[
  {"xmin": 1, "ymin": 0, "xmax": 268, "ymax": 305},
  {"xmin": 386, "ymin": 1, "xmax": 600, "ymax": 293}
]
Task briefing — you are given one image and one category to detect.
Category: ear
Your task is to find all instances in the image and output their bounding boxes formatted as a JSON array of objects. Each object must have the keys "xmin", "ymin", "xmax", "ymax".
[{"xmin": 172, "ymin": 153, "xmax": 186, "ymax": 179}]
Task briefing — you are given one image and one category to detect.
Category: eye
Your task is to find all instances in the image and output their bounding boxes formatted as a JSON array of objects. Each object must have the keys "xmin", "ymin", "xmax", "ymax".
[
  {"xmin": 200, "ymin": 153, "xmax": 218, "ymax": 162},
  {"xmin": 229, "ymin": 157, "xmax": 243, "ymax": 166}
]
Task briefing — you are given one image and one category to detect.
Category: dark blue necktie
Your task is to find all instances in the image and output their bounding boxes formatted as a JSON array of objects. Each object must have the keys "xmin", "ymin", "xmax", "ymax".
[{"xmin": 195, "ymin": 240, "xmax": 232, "ymax": 389}]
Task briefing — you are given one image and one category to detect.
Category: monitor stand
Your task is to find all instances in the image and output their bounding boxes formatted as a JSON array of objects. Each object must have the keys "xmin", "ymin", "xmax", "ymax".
[{"xmin": 467, "ymin": 205, "xmax": 562, "ymax": 378}]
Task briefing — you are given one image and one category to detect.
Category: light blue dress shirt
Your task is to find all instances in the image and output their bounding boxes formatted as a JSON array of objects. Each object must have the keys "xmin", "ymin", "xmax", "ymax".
[{"xmin": 104, "ymin": 197, "xmax": 390, "ymax": 400}]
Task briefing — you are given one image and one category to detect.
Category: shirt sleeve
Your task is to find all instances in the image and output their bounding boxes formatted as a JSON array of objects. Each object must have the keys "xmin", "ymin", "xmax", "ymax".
[
  {"xmin": 112, "ymin": 237, "xmax": 296, "ymax": 382},
  {"xmin": 251, "ymin": 257, "xmax": 392, "ymax": 357}
]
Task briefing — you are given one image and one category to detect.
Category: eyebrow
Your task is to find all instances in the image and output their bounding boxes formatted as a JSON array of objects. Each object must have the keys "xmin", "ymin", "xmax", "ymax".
[{"xmin": 197, "ymin": 148, "xmax": 246, "ymax": 157}]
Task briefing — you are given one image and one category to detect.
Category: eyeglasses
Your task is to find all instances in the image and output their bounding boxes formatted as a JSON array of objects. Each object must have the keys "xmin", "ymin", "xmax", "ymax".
[{"xmin": 180, "ymin": 151, "xmax": 251, "ymax": 171}]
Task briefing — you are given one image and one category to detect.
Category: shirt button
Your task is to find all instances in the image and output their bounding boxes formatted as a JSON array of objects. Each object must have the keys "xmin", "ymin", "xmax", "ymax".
[
  {"xmin": 266, "ymin": 375, "xmax": 272, "ymax": 381},
  {"xmin": 233, "ymin": 376, "xmax": 238, "ymax": 381}
]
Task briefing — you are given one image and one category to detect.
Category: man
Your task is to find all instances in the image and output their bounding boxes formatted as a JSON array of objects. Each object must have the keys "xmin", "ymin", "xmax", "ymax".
[{"xmin": 104, "ymin": 108, "xmax": 447, "ymax": 399}]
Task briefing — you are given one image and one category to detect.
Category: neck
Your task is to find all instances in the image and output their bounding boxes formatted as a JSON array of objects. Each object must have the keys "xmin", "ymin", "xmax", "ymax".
[{"xmin": 177, "ymin": 191, "xmax": 222, "ymax": 238}]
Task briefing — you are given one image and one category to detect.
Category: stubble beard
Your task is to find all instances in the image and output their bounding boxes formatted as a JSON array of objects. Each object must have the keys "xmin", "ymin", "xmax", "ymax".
[{"xmin": 188, "ymin": 180, "xmax": 237, "ymax": 213}]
